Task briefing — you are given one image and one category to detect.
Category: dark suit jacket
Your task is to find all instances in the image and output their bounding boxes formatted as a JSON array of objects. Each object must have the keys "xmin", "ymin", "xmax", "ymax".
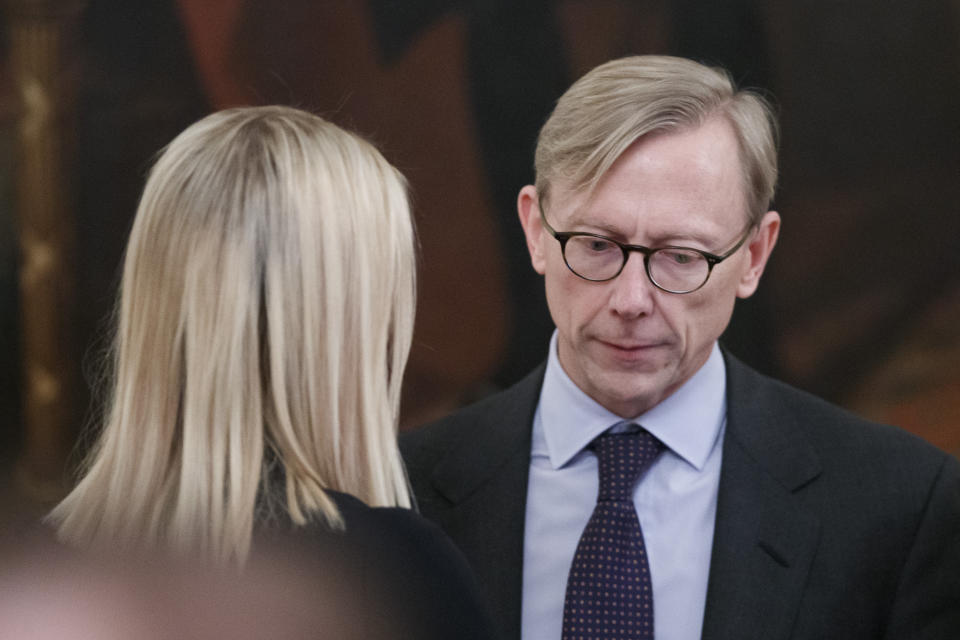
[{"xmin": 401, "ymin": 352, "xmax": 960, "ymax": 640}]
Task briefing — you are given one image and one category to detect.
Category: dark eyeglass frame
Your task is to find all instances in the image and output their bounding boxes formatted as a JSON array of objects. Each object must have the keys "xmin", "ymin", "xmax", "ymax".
[{"xmin": 538, "ymin": 200, "xmax": 754, "ymax": 294}]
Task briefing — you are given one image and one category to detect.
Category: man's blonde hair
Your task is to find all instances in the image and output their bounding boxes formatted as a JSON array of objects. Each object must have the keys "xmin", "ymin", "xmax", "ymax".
[
  {"xmin": 49, "ymin": 106, "xmax": 416, "ymax": 564},
  {"xmin": 535, "ymin": 55, "xmax": 778, "ymax": 223}
]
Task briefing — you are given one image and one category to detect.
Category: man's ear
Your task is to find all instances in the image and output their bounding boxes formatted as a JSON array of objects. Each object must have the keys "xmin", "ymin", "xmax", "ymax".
[
  {"xmin": 737, "ymin": 210, "xmax": 780, "ymax": 298},
  {"xmin": 517, "ymin": 185, "xmax": 547, "ymax": 275}
]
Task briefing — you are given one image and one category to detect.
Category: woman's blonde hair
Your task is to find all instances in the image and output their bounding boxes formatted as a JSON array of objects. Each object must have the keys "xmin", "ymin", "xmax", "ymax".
[
  {"xmin": 535, "ymin": 55, "xmax": 779, "ymax": 223},
  {"xmin": 48, "ymin": 106, "xmax": 416, "ymax": 564}
]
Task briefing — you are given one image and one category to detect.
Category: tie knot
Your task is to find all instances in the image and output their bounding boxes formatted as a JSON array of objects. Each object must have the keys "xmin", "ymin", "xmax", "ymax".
[{"xmin": 592, "ymin": 428, "xmax": 662, "ymax": 503}]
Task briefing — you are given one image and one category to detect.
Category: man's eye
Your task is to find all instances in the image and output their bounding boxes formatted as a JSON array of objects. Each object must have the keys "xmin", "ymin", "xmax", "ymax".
[
  {"xmin": 586, "ymin": 238, "xmax": 616, "ymax": 252},
  {"xmin": 664, "ymin": 250, "xmax": 699, "ymax": 265}
]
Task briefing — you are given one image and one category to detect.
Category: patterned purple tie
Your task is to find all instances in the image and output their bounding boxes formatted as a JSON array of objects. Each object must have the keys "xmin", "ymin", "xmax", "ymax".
[{"xmin": 562, "ymin": 428, "xmax": 664, "ymax": 640}]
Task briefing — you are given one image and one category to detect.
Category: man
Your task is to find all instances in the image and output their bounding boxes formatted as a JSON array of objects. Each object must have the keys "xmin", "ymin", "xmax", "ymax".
[{"xmin": 402, "ymin": 56, "xmax": 960, "ymax": 640}]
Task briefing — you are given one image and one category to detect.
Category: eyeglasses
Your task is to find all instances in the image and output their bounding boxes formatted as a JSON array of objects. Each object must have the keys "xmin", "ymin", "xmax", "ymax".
[{"xmin": 539, "ymin": 202, "xmax": 753, "ymax": 294}]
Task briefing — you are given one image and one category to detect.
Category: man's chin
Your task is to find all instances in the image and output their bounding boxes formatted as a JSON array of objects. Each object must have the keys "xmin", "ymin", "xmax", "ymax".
[{"xmin": 588, "ymin": 369, "xmax": 673, "ymax": 418}]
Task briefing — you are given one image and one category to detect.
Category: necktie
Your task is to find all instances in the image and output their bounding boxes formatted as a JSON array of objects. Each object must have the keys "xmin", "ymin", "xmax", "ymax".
[{"xmin": 562, "ymin": 428, "xmax": 663, "ymax": 640}]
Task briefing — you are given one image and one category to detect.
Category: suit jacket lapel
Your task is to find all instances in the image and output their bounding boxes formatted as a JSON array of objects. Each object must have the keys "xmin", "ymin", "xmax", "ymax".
[
  {"xmin": 428, "ymin": 365, "xmax": 545, "ymax": 640},
  {"xmin": 701, "ymin": 353, "xmax": 823, "ymax": 640}
]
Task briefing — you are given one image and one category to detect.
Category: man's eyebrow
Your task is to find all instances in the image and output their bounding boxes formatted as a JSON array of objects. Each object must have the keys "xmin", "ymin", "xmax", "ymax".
[
  {"xmin": 566, "ymin": 213, "xmax": 717, "ymax": 247},
  {"xmin": 644, "ymin": 230, "xmax": 716, "ymax": 248},
  {"xmin": 562, "ymin": 212, "xmax": 629, "ymax": 237}
]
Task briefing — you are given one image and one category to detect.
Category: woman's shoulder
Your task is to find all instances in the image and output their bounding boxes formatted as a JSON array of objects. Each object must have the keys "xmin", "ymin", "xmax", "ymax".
[
  {"xmin": 322, "ymin": 490, "xmax": 498, "ymax": 639},
  {"xmin": 324, "ymin": 490, "xmax": 475, "ymax": 583},
  {"xmin": 328, "ymin": 491, "xmax": 449, "ymax": 547}
]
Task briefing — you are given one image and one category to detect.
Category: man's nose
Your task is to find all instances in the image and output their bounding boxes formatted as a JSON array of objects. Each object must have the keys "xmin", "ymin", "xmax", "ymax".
[{"xmin": 607, "ymin": 252, "xmax": 655, "ymax": 318}]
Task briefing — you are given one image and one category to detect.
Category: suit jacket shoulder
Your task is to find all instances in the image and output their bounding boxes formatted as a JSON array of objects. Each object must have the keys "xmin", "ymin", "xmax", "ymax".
[
  {"xmin": 706, "ymin": 352, "xmax": 960, "ymax": 639},
  {"xmin": 402, "ymin": 363, "xmax": 545, "ymax": 510},
  {"xmin": 401, "ymin": 364, "xmax": 545, "ymax": 640}
]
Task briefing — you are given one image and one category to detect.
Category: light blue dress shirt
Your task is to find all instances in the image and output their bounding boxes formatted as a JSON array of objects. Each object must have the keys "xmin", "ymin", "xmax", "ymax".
[{"xmin": 521, "ymin": 332, "xmax": 727, "ymax": 640}]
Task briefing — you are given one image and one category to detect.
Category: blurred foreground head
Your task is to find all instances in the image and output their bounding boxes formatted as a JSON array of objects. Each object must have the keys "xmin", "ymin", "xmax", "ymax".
[
  {"xmin": 0, "ymin": 538, "xmax": 386, "ymax": 640},
  {"xmin": 49, "ymin": 106, "xmax": 417, "ymax": 563}
]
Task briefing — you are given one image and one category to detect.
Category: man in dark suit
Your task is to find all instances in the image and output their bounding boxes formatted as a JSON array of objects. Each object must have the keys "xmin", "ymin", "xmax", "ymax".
[{"xmin": 402, "ymin": 56, "xmax": 960, "ymax": 640}]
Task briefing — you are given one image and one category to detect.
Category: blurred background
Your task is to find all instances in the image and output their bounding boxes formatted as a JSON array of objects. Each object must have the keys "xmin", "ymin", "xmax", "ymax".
[{"xmin": 2, "ymin": 0, "xmax": 959, "ymax": 527}]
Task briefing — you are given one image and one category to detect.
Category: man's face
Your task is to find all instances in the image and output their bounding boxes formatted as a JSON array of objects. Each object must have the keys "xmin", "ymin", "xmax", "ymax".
[{"xmin": 518, "ymin": 116, "xmax": 780, "ymax": 417}]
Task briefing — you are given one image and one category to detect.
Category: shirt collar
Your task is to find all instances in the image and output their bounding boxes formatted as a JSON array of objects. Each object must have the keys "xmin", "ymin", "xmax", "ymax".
[{"xmin": 536, "ymin": 332, "xmax": 727, "ymax": 471}]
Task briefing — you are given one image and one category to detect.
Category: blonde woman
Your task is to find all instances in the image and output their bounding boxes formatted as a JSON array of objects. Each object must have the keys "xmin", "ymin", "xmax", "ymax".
[{"xmin": 48, "ymin": 106, "xmax": 493, "ymax": 639}]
